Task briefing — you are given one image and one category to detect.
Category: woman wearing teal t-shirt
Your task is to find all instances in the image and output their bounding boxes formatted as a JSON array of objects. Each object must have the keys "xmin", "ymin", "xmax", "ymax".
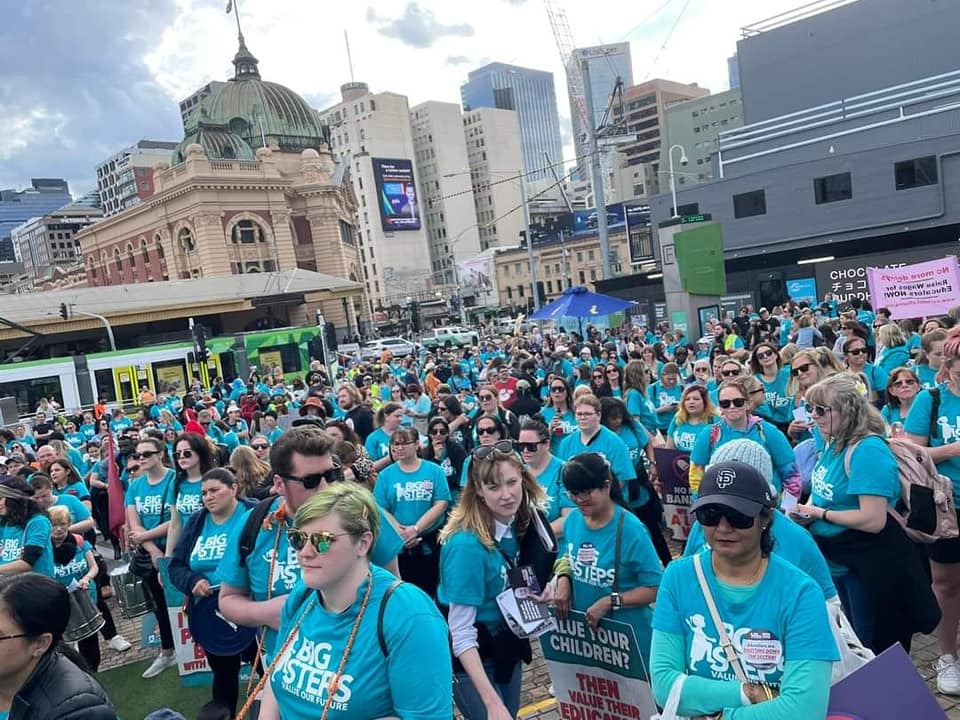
[
  {"xmin": 795, "ymin": 374, "xmax": 936, "ymax": 655},
  {"xmin": 623, "ymin": 360, "xmax": 658, "ymax": 436},
  {"xmin": 750, "ymin": 342, "xmax": 793, "ymax": 432},
  {"xmin": 375, "ymin": 427, "xmax": 450, "ymax": 597},
  {"xmin": 518, "ymin": 418, "xmax": 573, "ymax": 537},
  {"xmin": 0, "ymin": 478, "xmax": 54, "ymax": 580},
  {"xmin": 540, "ymin": 377, "xmax": 576, "ymax": 455},
  {"xmin": 652, "ymin": 460, "xmax": 838, "ymax": 719},
  {"xmin": 647, "ymin": 362, "xmax": 683, "ymax": 433},
  {"xmin": 164, "ymin": 432, "xmax": 214, "ymax": 556},
  {"xmin": 666, "ymin": 384, "xmax": 716, "ymax": 453},
  {"xmin": 439, "ymin": 446, "xmax": 553, "ymax": 720},
  {"xmin": 879, "ymin": 367, "xmax": 920, "ymax": 434},
  {"xmin": 916, "ymin": 328, "xmax": 947, "ymax": 389},
  {"xmin": 256, "ymin": 483, "xmax": 451, "ymax": 720},
  {"xmin": 365, "ymin": 402, "xmax": 404, "ymax": 472},
  {"xmin": 553, "ymin": 453, "xmax": 663, "ymax": 670}
]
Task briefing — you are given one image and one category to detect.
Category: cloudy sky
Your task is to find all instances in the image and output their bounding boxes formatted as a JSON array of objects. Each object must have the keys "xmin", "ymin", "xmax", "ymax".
[{"xmin": 0, "ymin": 0, "xmax": 806, "ymax": 195}]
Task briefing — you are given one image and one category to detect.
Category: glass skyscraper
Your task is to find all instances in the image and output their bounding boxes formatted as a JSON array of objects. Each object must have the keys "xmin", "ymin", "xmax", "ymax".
[
  {"xmin": 461, "ymin": 63, "xmax": 564, "ymax": 183},
  {"xmin": 0, "ymin": 179, "xmax": 73, "ymax": 262}
]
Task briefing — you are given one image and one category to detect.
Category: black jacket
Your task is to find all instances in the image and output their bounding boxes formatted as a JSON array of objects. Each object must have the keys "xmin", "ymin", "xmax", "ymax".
[
  {"xmin": 168, "ymin": 499, "xmax": 258, "ymax": 597},
  {"xmin": 10, "ymin": 652, "xmax": 116, "ymax": 720}
]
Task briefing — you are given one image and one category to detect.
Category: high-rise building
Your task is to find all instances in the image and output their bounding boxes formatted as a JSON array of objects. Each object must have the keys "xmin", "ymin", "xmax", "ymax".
[
  {"xmin": 0, "ymin": 179, "xmax": 73, "ymax": 262},
  {"xmin": 660, "ymin": 88, "xmax": 744, "ymax": 188},
  {"xmin": 95, "ymin": 140, "xmax": 179, "ymax": 217},
  {"xmin": 727, "ymin": 54, "xmax": 741, "ymax": 89},
  {"xmin": 463, "ymin": 107, "xmax": 524, "ymax": 254},
  {"xmin": 178, "ymin": 81, "xmax": 227, "ymax": 129},
  {"xmin": 568, "ymin": 43, "xmax": 634, "ymax": 182},
  {"xmin": 11, "ymin": 200, "xmax": 103, "ymax": 280},
  {"xmin": 613, "ymin": 79, "xmax": 709, "ymax": 195},
  {"xmin": 409, "ymin": 101, "xmax": 482, "ymax": 288},
  {"xmin": 461, "ymin": 63, "xmax": 563, "ymax": 185},
  {"xmin": 320, "ymin": 82, "xmax": 433, "ymax": 311}
]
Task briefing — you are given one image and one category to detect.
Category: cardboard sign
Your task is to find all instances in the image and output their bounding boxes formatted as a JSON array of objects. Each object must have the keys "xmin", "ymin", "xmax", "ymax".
[
  {"xmin": 654, "ymin": 448, "xmax": 692, "ymax": 541},
  {"xmin": 540, "ymin": 610, "xmax": 657, "ymax": 720},
  {"xmin": 867, "ymin": 256, "xmax": 960, "ymax": 319}
]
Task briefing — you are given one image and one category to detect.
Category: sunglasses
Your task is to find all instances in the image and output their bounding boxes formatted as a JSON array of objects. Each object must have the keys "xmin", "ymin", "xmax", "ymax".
[
  {"xmin": 518, "ymin": 441, "xmax": 546, "ymax": 452},
  {"xmin": 278, "ymin": 464, "xmax": 344, "ymax": 489},
  {"xmin": 251, "ymin": 443, "xmax": 269, "ymax": 450},
  {"xmin": 132, "ymin": 450, "xmax": 161, "ymax": 460},
  {"xmin": 287, "ymin": 529, "xmax": 355, "ymax": 554},
  {"xmin": 550, "ymin": 386, "xmax": 566, "ymax": 392},
  {"xmin": 479, "ymin": 395, "xmax": 495, "ymax": 401},
  {"xmin": 717, "ymin": 398, "xmax": 747, "ymax": 409},
  {"xmin": 606, "ymin": 369, "xmax": 619, "ymax": 374},
  {"xmin": 790, "ymin": 363, "xmax": 813, "ymax": 376},
  {"xmin": 846, "ymin": 347, "xmax": 866, "ymax": 356},
  {"xmin": 695, "ymin": 505, "xmax": 756, "ymax": 529},
  {"xmin": 471, "ymin": 440, "xmax": 515, "ymax": 460},
  {"xmin": 174, "ymin": 450, "xmax": 194, "ymax": 459},
  {"xmin": 592, "ymin": 374, "xmax": 604, "ymax": 379},
  {"xmin": 476, "ymin": 426, "xmax": 500, "ymax": 436},
  {"xmin": 892, "ymin": 378, "xmax": 918, "ymax": 388},
  {"xmin": 755, "ymin": 350, "xmax": 775, "ymax": 360},
  {"xmin": 721, "ymin": 369, "xmax": 741, "ymax": 377},
  {"xmin": 803, "ymin": 402, "xmax": 832, "ymax": 418},
  {"xmin": 429, "ymin": 427, "xmax": 449, "ymax": 436}
]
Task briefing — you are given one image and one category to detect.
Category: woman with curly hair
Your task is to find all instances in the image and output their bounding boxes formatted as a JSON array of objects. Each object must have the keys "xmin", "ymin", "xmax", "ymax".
[{"xmin": 229, "ymin": 445, "xmax": 271, "ymax": 498}]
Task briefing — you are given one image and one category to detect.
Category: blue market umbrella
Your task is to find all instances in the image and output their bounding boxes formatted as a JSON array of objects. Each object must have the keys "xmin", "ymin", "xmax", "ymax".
[{"xmin": 529, "ymin": 285, "xmax": 635, "ymax": 321}]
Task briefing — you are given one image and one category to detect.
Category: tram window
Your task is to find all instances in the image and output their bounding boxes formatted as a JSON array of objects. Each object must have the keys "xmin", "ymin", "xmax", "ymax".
[
  {"xmin": 152, "ymin": 361, "xmax": 188, "ymax": 395},
  {"xmin": 0, "ymin": 376, "xmax": 63, "ymax": 416},
  {"xmin": 258, "ymin": 344, "xmax": 301, "ymax": 376},
  {"xmin": 94, "ymin": 370, "xmax": 117, "ymax": 404}
]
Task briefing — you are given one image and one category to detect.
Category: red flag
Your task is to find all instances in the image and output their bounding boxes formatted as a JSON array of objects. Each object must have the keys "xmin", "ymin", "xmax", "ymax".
[{"xmin": 105, "ymin": 432, "xmax": 126, "ymax": 542}]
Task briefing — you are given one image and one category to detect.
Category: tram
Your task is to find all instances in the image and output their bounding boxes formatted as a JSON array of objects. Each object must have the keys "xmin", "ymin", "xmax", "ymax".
[{"xmin": 0, "ymin": 325, "xmax": 323, "ymax": 417}]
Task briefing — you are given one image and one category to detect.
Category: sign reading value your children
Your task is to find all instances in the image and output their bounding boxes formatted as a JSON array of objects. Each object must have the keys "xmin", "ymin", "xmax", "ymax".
[
  {"xmin": 540, "ymin": 610, "xmax": 657, "ymax": 720},
  {"xmin": 867, "ymin": 255, "xmax": 960, "ymax": 319}
]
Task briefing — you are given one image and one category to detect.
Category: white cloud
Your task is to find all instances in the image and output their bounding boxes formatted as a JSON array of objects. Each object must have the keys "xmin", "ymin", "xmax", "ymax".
[{"xmin": 0, "ymin": 107, "xmax": 69, "ymax": 162}]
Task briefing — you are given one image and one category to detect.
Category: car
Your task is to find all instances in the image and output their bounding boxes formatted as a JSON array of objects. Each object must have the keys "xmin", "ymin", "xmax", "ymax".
[
  {"xmin": 430, "ymin": 326, "xmax": 479, "ymax": 345},
  {"xmin": 358, "ymin": 337, "xmax": 417, "ymax": 360}
]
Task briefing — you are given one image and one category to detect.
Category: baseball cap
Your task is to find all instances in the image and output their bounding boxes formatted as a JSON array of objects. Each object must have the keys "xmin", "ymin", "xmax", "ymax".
[{"xmin": 691, "ymin": 460, "xmax": 775, "ymax": 517}]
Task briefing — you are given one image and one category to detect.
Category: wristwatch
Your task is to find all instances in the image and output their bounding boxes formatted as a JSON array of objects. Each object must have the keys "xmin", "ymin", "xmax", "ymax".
[{"xmin": 610, "ymin": 592, "xmax": 623, "ymax": 610}]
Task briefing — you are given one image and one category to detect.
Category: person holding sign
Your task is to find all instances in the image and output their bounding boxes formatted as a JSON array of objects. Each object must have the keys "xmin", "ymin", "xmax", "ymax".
[
  {"xmin": 438, "ymin": 444, "xmax": 554, "ymax": 720},
  {"xmin": 651, "ymin": 460, "xmax": 839, "ymax": 719},
  {"xmin": 552, "ymin": 452, "xmax": 663, "ymax": 669}
]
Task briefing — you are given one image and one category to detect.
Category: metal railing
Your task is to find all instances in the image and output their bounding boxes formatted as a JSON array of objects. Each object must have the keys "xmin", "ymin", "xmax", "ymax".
[{"xmin": 741, "ymin": 0, "xmax": 860, "ymax": 37}]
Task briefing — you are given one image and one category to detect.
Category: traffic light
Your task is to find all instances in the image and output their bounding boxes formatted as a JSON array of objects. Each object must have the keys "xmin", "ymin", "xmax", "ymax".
[
  {"xmin": 58, "ymin": 303, "xmax": 70, "ymax": 320},
  {"xmin": 410, "ymin": 301, "xmax": 421, "ymax": 333},
  {"xmin": 192, "ymin": 322, "xmax": 209, "ymax": 362}
]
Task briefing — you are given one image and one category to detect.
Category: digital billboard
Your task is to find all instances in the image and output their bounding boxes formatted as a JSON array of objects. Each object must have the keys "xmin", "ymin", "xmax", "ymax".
[
  {"xmin": 528, "ymin": 202, "xmax": 650, "ymax": 244},
  {"xmin": 371, "ymin": 158, "xmax": 421, "ymax": 231}
]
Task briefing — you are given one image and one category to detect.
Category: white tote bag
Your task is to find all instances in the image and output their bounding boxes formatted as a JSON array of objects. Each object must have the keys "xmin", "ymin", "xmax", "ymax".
[
  {"xmin": 827, "ymin": 598, "xmax": 874, "ymax": 683},
  {"xmin": 650, "ymin": 675, "xmax": 690, "ymax": 720}
]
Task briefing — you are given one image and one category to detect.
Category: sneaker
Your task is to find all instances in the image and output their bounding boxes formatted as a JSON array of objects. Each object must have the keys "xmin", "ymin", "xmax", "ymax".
[
  {"xmin": 107, "ymin": 635, "xmax": 132, "ymax": 652},
  {"xmin": 935, "ymin": 655, "xmax": 960, "ymax": 695},
  {"xmin": 142, "ymin": 652, "xmax": 177, "ymax": 679}
]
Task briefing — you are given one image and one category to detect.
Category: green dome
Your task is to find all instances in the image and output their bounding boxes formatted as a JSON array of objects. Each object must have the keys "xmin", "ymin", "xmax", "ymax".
[
  {"xmin": 182, "ymin": 36, "xmax": 327, "ymax": 157},
  {"xmin": 171, "ymin": 124, "xmax": 256, "ymax": 165}
]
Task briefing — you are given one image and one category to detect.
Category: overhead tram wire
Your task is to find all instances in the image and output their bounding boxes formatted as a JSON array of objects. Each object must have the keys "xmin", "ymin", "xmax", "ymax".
[
  {"xmin": 618, "ymin": 0, "xmax": 679, "ymax": 42},
  {"xmin": 641, "ymin": 0, "xmax": 694, "ymax": 81}
]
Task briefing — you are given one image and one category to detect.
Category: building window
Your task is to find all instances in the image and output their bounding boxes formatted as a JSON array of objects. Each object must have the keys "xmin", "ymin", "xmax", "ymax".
[
  {"xmin": 732, "ymin": 189, "xmax": 767, "ymax": 219},
  {"xmin": 546, "ymin": 280, "xmax": 553, "ymax": 293},
  {"xmin": 232, "ymin": 219, "xmax": 265, "ymax": 244},
  {"xmin": 895, "ymin": 156, "xmax": 937, "ymax": 190},
  {"xmin": 813, "ymin": 172, "xmax": 852, "ymax": 204},
  {"xmin": 177, "ymin": 228, "xmax": 195, "ymax": 253},
  {"xmin": 578, "ymin": 270, "xmax": 585, "ymax": 284}
]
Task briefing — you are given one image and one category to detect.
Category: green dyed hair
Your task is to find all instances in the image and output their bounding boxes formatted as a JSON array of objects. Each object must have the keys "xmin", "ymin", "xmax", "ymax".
[{"xmin": 294, "ymin": 482, "xmax": 380, "ymax": 553}]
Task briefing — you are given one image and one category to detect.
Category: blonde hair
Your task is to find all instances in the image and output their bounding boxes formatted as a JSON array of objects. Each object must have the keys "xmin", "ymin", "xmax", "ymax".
[
  {"xmin": 675, "ymin": 384, "xmax": 716, "ymax": 424},
  {"xmin": 877, "ymin": 323, "xmax": 905, "ymax": 348},
  {"xmin": 440, "ymin": 451, "xmax": 546, "ymax": 549},
  {"xmin": 572, "ymin": 384, "xmax": 593, "ymax": 403},
  {"xmin": 805, "ymin": 373, "xmax": 886, "ymax": 449},
  {"xmin": 228, "ymin": 446, "xmax": 270, "ymax": 498},
  {"xmin": 295, "ymin": 482, "xmax": 379, "ymax": 554},
  {"xmin": 47, "ymin": 505, "xmax": 71, "ymax": 526}
]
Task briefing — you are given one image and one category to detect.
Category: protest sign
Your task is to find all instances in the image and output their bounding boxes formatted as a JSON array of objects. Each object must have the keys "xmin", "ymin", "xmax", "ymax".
[
  {"xmin": 828, "ymin": 643, "xmax": 944, "ymax": 718},
  {"xmin": 866, "ymin": 256, "xmax": 960, "ymax": 319},
  {"xmin": 157, "ymin": 558, "xmax": 212, "ymax": 688},
  {"xmin": 141, "ymin": 615, "xmax": 161, "ymax": 650},
  {"xmin": 654, "ymin": 448, "xmax": 692, "ymax": 541},
  {"xmin": 541, "ymin": 610, "xmax": 657, "ymax": 720}
]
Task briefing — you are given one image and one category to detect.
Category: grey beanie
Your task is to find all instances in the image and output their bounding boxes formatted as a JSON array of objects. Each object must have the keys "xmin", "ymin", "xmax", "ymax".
[{"xmin": 707, "ymin": 439, "xmax": 773, "ymax": 486}]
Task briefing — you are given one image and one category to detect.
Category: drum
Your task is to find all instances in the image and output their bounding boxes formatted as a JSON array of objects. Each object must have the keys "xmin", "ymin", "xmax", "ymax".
[
  {"xmin": 189, "ymin": 590, "xmax": 257, "ymax": 656},
  {"xmin": 64, "ymin": 587, "xmax": 105, "ymax": 642},
  {"xmin": 109, "ymin": 564, "xmax": 155, "ymax": 620}
]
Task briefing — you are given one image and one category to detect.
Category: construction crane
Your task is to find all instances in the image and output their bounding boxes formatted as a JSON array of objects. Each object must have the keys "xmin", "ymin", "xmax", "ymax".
[{"xmin": 544, "ymin": 0, "xmax": 590, "ymax": 149}]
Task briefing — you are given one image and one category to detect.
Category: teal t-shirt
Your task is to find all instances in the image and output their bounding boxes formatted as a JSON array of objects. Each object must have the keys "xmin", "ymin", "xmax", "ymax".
[
  {"xmin": 439, "ymin": 528, "xmax": 518, "ymax": 635},
  {"xmin": 684, "ymin": 518, "xmax": 837, "ymax": 601},
  {"xmin": 916, "ymin": 364, "xmax": 938, "ymax": 389},
  {"xmin": 689, "ymin": 420, "xmax": 795, "ymax": 494},
  {"xmin": 124, "ymin": 470, "xmax": 175, "ymax": 550},
  {"xmin": 53, "ymin": 538, "xmax": 97, "ymax": 603},
  {"xmin": 562, "ymin": 507, "xmax": 663, "ymax": 667},
  {"xmin": 540, "ymin": 406, "xmax": 576, "ymax": 454},
  {"xmin": 625, "ymin": 387, "xmax": 658, "ymax": 436},
  {"xmin": 364, "ymin": 428, "xmax": 393, "ymax": 464},
  {"xmin": 616, "ymin": 425, "xmax": 651, "ymax": 508},
  {"xmin": 533, "ymin": 455, "xmax": 575, "ymax": 523},
  {"xmin": 167, "ymin": 477, "xmax": 204, "ymax": 521},
  {"xmin": 271, "ymin": 567, "xmax": 451, "ymax": 719},
  {"xmin": 667, "ymin": 417, "xmax": 713, "ymax": 453},
  {"xmin": 808, "ymin": 435, "xmax": 900, "ymax": 540},
  {"xmin": 189, "ymin": 504, "xmax": 250, "ymax": 585},
  {"xmin": 652, "ymin": 552, "xmax": 839, "ymax": 686},
  {"xmin": 905, "ymin": 385, "xmax": 960, "ymax": 502},
  {"xmin": 648, "ymin": 382, "xmax": 682, "ymax": 432},
  {"xmin": 755, "ymin": 368, "xmax": 793, "ymax": 425},
  {"xmin": 880, "ymin": 404, "xmax": 907, "ymax": 427},
  {"xmin": 51, "ymin": 494, "xmax": 92, "ymax": 524},
  {"xmin": 53, "ymin": 480, "xmax": 90, "ymax": 502},
  {"xmin": 0, "ymin": 515, "xmax": 55, "ymax": 577},
  {"xmin": 374, "ymin": 460, "xmax": 451, "ymax": 533},
  {"xmin": 558, "ymin": 427, "xmax": 637, "ymax": 493}
]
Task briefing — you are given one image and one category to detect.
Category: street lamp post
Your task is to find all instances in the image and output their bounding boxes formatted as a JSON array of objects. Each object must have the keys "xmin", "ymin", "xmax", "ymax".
[{"xmin": 668, "ymin": 144, "xmax": 689, "ymax": 218}]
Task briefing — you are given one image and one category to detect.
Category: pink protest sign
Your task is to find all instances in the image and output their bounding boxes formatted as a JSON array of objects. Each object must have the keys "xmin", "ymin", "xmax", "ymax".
[{"xmin": 866, "ymin": 256, "xmax": 960, "ymax": 319}]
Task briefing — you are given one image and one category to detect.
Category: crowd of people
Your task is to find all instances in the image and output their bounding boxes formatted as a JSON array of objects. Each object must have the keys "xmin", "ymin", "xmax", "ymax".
[{"xmin": 0, "ymin": 293, "xmax": 956, "ymax": 718}]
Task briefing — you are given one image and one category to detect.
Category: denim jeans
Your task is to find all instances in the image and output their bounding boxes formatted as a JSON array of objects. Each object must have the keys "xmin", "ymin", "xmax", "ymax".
[
  {"xmin": 836, "ymin": 571, "xmax": 874, "ymax": 650},
  {"xmin": 453, "ymin": 659, "xmax": 522, "ymax": 719}
]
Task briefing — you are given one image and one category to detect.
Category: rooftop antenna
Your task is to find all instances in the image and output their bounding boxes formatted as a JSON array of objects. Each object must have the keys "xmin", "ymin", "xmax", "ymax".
[
  {"xmin": 226, "ymin": 0, "xmax": 244, "ymax": 42},
  {"xmin": 344, "ymin": 30, "xmax": 355, "ymax": 82}
]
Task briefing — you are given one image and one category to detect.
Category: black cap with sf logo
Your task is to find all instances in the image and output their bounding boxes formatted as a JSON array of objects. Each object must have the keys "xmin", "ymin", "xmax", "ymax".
[{"xmin": 690, "ymin": 460, "xmax": 775, "ymax": 517}]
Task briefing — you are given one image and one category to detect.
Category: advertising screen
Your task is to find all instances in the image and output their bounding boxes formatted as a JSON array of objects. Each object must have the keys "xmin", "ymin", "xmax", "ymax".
[{"xmin": 371, "ymin": 158, "xmax": 420, "ymax": 231}]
